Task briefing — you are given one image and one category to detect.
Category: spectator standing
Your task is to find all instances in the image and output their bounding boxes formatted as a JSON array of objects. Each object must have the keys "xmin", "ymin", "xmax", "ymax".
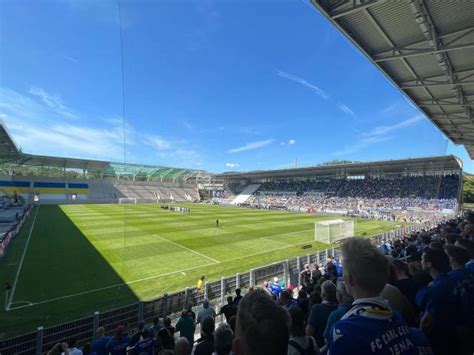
[
  {"xmin": 174, "ymin": 337, "xmax": 191, "ymax": 355},
  {"xmin": 149, "ymin": 317, "xmax": 161, "ymax": 339},
  {"xmin": 197, "ymin": 300, "xmax": 216, "ymax": 327},
  {"xmin": 176, "ymin": 311, "xmax": 195, "ymax": 347},
  {"xmin": 327, "ymin": 238, "xmax": 432, "ymax": 354},
  {"xmin": 445, "ymin": 245, "xmax": 474, "ymax": 326},
  {"xmin": 288, "ymin": 307, "xmax": 319, "ymax": 355},
  {"xmin": 218, "ymin": 296, "xmax": 237, "ymax": 323},
  {"xmin": 269, "ymin": 277, "xmax": 282, "ymax": 299},
  {"xmin": 306, "ymin": 280, "xmax": 337, "ymax": 347},
  {"xmin": 193, "ymin": 316, "xmax": 215, "ymax": 355},
  {"xmin": 134, "ymin": 329, "xmax": 154, "ymax": 355},
  {"xmin": 455, "ymin": 239, "xmax": 474, "ymax": 272},
  {"xmin": 91, "ymin": 327, "xmax": 110, "ymax": 355},
  {"xmin": 233, "ymin": 288, "xmax": 243, "ymax": 305},
  {"xmin": 296, "ymin": 290, "xmax": 309, "ymax": 317},
  {"xmin": 232, "ymin": 290, "xmax": 290, "ymax": 355},
  {"xmin": 323, "ymin": 281, "xmax": 353, "ymax": 343},
  {"xmin": 62, "ymin": 338, "xmax": 82, "ymax": 355},
  {"xmin": 417, "ymin": 248, "xmax": 460, "ymax": 354},
  {"xmin": 106, "ymin": 326, "xmax": 130, "ymax": 355},
  {"xmin": 130, "ymin": 321, "xmax": 145, "ymax": 347},
  {"xmin": 47, "ymin": 342, "xmax": 68, "ymax": 355},
  {"xmin": 280, "ymin": 290, "xmax": 299, "ymax": 311},
  {"xmin": 391, "ymin": 260, "xmax": 420, "ymax": 308},
  {"xmin": 156, "ymin": 317, "xmax": 175, "ymax": 351},
  {"xmin": 213, "ymin": 323, "xmax": 233, "ymax": 355}
]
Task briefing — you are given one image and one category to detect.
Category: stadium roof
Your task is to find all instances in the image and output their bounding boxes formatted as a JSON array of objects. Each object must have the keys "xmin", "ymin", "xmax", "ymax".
[
  {"xmin": 311, "ymin": 0, "xmax": 474, "ymax": 158},
  {"xmin": 217, "ymin": 155, "xmax": 462, "ymax": 180},
  {"xmin": 0, "ymin": 121, "xmax": 208, "ymax": 181}
]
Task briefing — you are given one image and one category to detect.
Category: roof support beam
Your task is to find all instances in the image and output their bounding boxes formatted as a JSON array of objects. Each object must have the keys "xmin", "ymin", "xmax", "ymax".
[
  {"xmin": 400, "ymin": 79, "xmax": 474, "ymax": 89},
  {"xmin": 420, "ymin": 103, "xmax": 474, "ymax": 108},
  {"xmin": 326, "ymin": 0, "xmax": 383, "ymax": 19},
  {"xmin": 372, "ymin": 27, "xmax": 474, "ymax": 60},
  {"xmin": 402, "ymin": 68, "xmax": 474, "ymax": 85},
  {"xmin": 373, "ymin": 41, "xmax": 474, "ymax": 62}
]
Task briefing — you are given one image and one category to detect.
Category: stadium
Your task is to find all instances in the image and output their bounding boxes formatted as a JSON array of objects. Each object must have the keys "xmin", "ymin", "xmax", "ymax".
[{"xmin": 0, "ymin": 1, "xmax": 473, "ymax": 355}]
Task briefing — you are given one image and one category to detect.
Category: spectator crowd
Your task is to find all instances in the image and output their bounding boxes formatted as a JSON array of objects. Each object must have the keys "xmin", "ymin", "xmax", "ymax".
[
  {"xmin": 48, "ymin": 209, "xmax": 474, "ymax": 355},
  {"xmin": 242, "ymin": 175, "xmax": 460, "ymax": 220}
]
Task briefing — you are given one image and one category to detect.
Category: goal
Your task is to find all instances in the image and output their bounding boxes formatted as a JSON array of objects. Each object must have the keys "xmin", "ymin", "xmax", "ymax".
[
  {"xmin": 315, "ymin": 219, "xmax": 354, "ymax": 244},
  {"xmin": 118, "ymin": 197, "xmax": 137, "ymax": 204}
]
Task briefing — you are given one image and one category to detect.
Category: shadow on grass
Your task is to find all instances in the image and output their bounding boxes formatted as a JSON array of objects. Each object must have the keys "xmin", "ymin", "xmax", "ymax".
[{"xmin": 0, "ymin": 205, "xmax": 139, "ymax": 339}]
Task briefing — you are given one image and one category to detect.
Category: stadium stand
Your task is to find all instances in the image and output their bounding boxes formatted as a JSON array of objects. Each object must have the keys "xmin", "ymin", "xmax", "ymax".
[{"xmin": 217, "ymin": 156, "xmax": 463, "ymax": 222}]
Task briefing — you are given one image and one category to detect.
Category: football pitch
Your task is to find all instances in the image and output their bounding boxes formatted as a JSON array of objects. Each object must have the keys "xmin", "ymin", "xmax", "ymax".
[{"xmin": 0, "ymin": 203, "xmax": 399, "ymax": 337}]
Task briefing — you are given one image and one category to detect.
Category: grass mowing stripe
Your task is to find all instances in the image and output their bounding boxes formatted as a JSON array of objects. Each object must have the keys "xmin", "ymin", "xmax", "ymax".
[
  {"xmin": 7, "ymin": 206, "xmax": 39, "ymax": 310},
  {"xmin": 153, "ymin": 234, "xmax": 220, "ymax": 263}
]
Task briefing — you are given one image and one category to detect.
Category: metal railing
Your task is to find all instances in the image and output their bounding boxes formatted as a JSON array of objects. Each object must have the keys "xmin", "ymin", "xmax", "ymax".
[{"xmin": 0, "ymin": 222, "xmax": 435, "ymax": 355}]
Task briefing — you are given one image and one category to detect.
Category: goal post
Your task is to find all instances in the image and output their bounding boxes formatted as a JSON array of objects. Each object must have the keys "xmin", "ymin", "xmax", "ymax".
[
  {"xmin": 118, "ymin": 197, "xmax": 138, "ymax": 204},
  {"xmin": 315, "ymin": 219, "xmax": 354, "ymax": 244}
]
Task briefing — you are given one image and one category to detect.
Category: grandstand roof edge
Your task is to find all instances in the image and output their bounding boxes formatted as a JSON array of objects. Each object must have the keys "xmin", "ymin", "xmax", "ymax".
[{"xmin": 216, "ymin": 155, "xmax": 462, "ymax": 179}]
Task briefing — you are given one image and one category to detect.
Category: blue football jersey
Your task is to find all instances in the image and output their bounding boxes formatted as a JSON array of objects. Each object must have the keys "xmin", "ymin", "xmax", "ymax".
[{"xmin": 327, "ymin": 299, "xmax": 432, "ymax": 355}]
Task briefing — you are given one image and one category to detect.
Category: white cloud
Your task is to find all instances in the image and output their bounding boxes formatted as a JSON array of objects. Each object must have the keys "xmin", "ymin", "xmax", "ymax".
[
  {"xmin": 228, "ymin": 139, "xmax": 274, "ymax": 153},
  {"xmin": 362, "ymin": 115, "xmax": 423, "ymax": 138},
  {"xmin": 338, "ymin": 103, "xmax": 355, "ymax": 116},
  {"xmin": 0, "ymin": 86, "xmax": 203, "ymax": 166},
  {"xmin": 225, "ymin": 162, "xmax": 239, "ymax": 168},
  {"xmin": 62, "ymin": 55, "xmax": 79, "ymax": 63},
  {"xmin": 281, "ymin": 139, "xmax": 296, "ymax": 146},
  {"xmin": 333, "ymin": 115, "xmax": 423, "ymax": 156},
  {"xmin": 144, "ymin": 135, "xmax": 172, "ymax": 150},
  {"xmin": 277, "ymin": 70, "xmax": 329, "ymax": 99},
  {"xmin": 28, "ymin": 87, "xmax": 77, "ymax": 119},
  {"xmin": 0, "ymin": 87, "xmax": 129, "ymax": 160}
]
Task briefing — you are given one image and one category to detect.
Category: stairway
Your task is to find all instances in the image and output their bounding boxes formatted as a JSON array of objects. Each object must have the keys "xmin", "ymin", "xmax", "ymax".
[{"xmin": 231, "ymin": 184, "xmax": 261, "ymax": 205}]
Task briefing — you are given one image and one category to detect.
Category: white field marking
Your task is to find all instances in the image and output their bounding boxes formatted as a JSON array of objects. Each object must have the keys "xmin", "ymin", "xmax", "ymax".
[
  {"xmin": 8, "ymin": 227, "xmax": 315, "ymax": 311},
  {"xmin": 7, "ymin": 262, "xmax": 217, "ymax": 311},
  {"xmin": 7, "ymin": 206, "xmax": 40, "ymax": 311},
  {"xmin": 153, "ymin": 234, "xmax": 220, "ymax": 264},
  {"xmin": 10, "ymin": 301, "xmax": 33, "ymax": 306}
]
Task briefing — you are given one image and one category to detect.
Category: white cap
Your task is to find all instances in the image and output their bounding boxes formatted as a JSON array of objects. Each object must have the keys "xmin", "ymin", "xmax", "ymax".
[{"xmin": 273, "ymin": 277, "xmax": 279, "ymax": 283}]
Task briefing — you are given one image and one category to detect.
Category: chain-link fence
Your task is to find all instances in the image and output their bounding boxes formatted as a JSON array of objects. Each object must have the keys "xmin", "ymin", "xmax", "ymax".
[{"xmin": 0, "ymin": 222, "xmax": 435, "ymax": 354}]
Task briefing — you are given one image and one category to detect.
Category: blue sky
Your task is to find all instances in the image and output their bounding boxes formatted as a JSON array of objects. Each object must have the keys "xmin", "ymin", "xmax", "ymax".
[{"xmin": 0, "ymin": 0, "xmax": 472, "ymax": 173}]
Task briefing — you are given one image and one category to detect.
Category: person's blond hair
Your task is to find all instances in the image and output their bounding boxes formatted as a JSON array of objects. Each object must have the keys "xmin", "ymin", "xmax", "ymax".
[{"xmin": 341, "ymin": 238, "xmax": 389, "ymax": 296}]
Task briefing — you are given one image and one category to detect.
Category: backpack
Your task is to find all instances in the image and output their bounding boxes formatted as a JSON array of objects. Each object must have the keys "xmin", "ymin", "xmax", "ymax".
[{"xmin": 288, "ymin": 337, "xmax": 318, "ymax": 355}]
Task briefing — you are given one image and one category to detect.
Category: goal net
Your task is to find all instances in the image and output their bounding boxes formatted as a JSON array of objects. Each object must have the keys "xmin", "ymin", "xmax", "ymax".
[
  {"xmin": 118, "ymin": 197, "xmax": 137, "ymax": 204},
  {"xmin": 315, "ymin": 219, "xmax": 354, "ymax": 244}
]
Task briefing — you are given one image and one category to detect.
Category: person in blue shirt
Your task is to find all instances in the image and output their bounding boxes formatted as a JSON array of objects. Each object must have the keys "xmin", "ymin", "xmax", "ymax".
[
  {"xmin": 134, "ymin": 328, "xmax": 155, "ymax": 355},
  {"xmin": 307, "ymin": 280, "xmax": 338, "ymax": 347},
  {"xmin": 91, "ymin": 327, "xmax": 110, "ymax": 355},
  {"xmin": 269, "ymin": 277, "xmax": 282, "ymax": 298},
  {"xmin": 417, "ymin": 248, "xmax": 458, "ymax": 355},
  {"xmin": 279, "ymin": 290, "xmax": 299, "ymax": 311},
  {"xmin": 445, "ymin": 245, "xmax": 474, "ymax": 328},
  {"xmin": 106, "ymin": 325, "xmax": 130, "ymax": 355},
  {"xmin": 323, "ymin": 281, "xmax": 353, "ymax": 343},
  {"xmin": 327, "ymin": 238, "xmax": 432, "ymax": 355},
  {"xmin": 455, "ymin": 239, "xmax": 474, "ymax": 272}
]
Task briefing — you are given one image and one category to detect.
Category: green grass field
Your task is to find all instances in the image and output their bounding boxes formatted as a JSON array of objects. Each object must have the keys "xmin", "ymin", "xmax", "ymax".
[{"xmin": 0, "ymin": 203, "xmax": 399, "ymax": 338}]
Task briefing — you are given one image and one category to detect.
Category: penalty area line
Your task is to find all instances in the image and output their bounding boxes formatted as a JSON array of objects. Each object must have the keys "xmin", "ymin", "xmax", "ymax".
[{"xmin": 7, "ymin": 206, "xmax": 40, "ymax": 311}]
